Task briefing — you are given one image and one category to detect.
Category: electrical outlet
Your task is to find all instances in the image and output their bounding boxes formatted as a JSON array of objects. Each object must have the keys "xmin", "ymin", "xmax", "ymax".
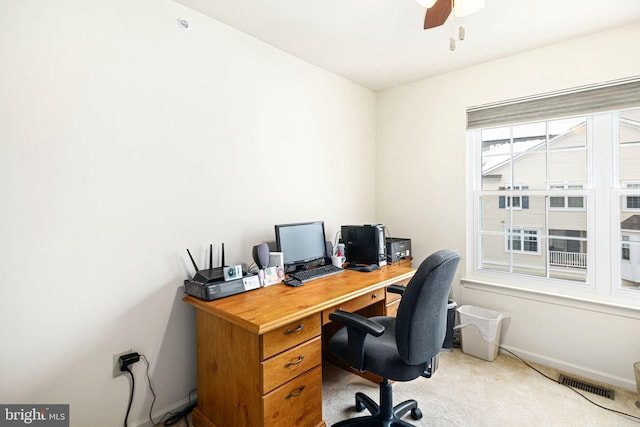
[{"xmin": 113, "ymin": 349, "xmax": 133, "ymax": 378}]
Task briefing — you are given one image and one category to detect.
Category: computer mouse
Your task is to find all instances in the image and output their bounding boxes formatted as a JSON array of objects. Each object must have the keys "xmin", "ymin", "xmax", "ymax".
[{"xmin": 283, "ymin": 278, "xmax": 303, "ymax": 287}]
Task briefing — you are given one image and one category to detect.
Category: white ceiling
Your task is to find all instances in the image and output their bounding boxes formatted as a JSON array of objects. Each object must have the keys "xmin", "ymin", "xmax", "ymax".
[{"xmin": 173, "ymin": 0, "xmax": 640, "ymax": 91}]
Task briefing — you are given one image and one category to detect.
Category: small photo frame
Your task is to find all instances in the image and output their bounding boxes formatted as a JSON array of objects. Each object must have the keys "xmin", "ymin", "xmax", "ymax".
[{"xmin": 263, "ymin": 252, "xmax": 285, "ymax": 286}]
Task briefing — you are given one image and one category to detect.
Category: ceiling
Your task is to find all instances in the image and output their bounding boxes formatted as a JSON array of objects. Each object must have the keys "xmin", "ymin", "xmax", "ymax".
[{"xmin": 173, "ymin": 0, "xmax": 640, "ymax": 91}]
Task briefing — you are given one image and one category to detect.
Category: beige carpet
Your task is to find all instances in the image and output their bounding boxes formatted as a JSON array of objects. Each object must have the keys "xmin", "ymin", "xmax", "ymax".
[{"xmin": 322, "ymin": 349, "xmax": 640, "ymax": 426}]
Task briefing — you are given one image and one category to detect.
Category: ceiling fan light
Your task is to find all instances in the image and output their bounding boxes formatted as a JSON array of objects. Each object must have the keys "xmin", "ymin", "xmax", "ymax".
[
  {"xmin": 416, "ymin": 0, "xmax": 437, "ymax": 8},
  {"xmin": 454, "ymin": 0, "xmax": 485, "ymax": 17}
]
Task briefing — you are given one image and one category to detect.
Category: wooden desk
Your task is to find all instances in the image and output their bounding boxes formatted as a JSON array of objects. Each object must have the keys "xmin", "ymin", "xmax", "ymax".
[{"xmin": 184, "ymin": 264, "xmax": 415, "ymax": 427}]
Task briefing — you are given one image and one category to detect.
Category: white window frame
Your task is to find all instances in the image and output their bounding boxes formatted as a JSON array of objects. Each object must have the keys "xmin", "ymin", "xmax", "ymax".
[{"xmin": 468, "ymin": 111, "xmax": 640, "ymax": 308}]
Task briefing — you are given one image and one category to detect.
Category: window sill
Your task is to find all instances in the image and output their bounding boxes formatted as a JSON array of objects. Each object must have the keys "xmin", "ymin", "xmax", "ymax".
[{"xmin": 460, "ymin": 277, "xmax": 640, "ymax": 319}]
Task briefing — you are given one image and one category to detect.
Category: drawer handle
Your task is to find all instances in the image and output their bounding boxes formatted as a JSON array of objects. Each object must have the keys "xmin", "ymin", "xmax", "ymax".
[
  {"xmin": 284, "ymin": 324, "xmax": 304, "ymax": 335},
  {"xmin": 372, "ymin": 293, "xmax": 378, "ymax": 299},
  {"xmin": 285, "ymin": 385, "xmax": 306, "ymax": 399},
  {"xmin": 284, "ymin": 355, "xmax": 305, "ymax": 367}
]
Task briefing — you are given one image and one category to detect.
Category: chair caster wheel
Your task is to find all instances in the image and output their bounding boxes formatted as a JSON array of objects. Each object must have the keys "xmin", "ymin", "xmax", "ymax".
[{"xmin": 411, "ymin": 407, "xmax": 423, "ymax": 420}]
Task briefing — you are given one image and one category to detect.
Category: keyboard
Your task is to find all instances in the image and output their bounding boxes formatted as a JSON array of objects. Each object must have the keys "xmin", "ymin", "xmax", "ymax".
[{"xmin": 290, "ymin": 264, "xmax": 344, "ymax": 283}]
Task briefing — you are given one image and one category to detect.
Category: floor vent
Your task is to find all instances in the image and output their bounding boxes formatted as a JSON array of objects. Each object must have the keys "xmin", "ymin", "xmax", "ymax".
[{"xmin": 558, "ymin": 374, "xmax": 615, "ymax": 400}]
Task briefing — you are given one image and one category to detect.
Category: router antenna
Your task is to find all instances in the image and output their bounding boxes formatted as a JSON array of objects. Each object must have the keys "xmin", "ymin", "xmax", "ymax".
[
  {"xmin": 209, "ymin": 244, "xmax": 213, "ymax": 269},
  {"xmin": 221, "ymin": 243, "xmax": 225, "ymax": 267},
  {"xmin": 186, "ymin": 249, "xmax": 199, "ymax": 273}
]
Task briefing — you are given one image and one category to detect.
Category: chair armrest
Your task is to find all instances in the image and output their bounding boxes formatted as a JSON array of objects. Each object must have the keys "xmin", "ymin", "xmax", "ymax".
[
  {"xmin": 329, "ymin": 309, "xmax": 385, "ymax": 337},
  {"xmin": 386, "ymin": 284, "xmax": 406, "ymax": 295},
  {"xmin": 329, "ymin": 309, "xmax": 386, "ymax": 370}
]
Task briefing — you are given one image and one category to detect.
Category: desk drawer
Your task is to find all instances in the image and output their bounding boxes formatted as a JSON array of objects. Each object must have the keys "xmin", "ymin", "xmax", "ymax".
[
  {"xmin": 386, "ymin": 299, "xmax": 400, "ymax": 317},
  {"xmin": 261, "ymin": 314, "xmax": 321, "ymax": 360},
  {"xmin": 262, "ymin": 365, "xmax": 323, "ymax": 427},
  {"xmin": 261, "ymin": 336, "xmax": 321, "ymax": 394},
  {"xmin": 322, "ymin": 290, "xmax": 383, "ymax": 325}
]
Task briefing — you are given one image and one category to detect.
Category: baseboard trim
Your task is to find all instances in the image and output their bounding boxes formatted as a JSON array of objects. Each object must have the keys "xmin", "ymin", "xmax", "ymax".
[
  {"xmin": 499, "ymin": 344, "xmax": 636, "ymax": 392},
  {"xmin": 130, "ymin": 394, "xmax": 196, "ymax": 427}
]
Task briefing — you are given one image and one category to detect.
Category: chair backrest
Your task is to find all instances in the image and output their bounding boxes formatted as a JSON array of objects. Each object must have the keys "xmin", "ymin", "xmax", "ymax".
[{"xmin": 395, "ymin": 249, "xmax": 461, "ymax": 365}]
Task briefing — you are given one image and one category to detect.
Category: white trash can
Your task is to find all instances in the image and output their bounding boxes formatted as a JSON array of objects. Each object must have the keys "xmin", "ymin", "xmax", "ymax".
[{"xmin": 456, "ymin": 305, "xmax": 504, "ymax": 362}]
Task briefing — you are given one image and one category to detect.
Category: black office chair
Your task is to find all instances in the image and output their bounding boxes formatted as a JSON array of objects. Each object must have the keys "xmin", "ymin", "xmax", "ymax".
[{"xmin": 328, "ymin": 249, "xmax": 461, "ymax": 427}]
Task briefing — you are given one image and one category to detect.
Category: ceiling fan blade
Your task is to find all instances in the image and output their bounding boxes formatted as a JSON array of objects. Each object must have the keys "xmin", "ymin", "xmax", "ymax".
[{"xmin": 424, "ymin": 0, "xmax": 453, "ymax": 30}]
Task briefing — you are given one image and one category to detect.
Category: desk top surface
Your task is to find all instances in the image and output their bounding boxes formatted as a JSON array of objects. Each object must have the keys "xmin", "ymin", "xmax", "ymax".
[{"xmin": 183, "ymin": 264, "xmax": 415, "ymax": 334}]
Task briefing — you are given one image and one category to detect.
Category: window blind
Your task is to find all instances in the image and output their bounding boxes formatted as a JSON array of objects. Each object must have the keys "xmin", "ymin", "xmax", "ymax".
[{"xmin": 467, "ymin": 76, "xmax": 640, "ymax": 130}]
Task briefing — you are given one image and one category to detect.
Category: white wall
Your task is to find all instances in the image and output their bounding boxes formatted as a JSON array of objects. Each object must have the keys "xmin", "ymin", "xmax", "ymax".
[
  {"xmin": 0, "ymin": 1, "xmax": 376, "ymax": 425},
  {"xmin": 376, "ymin": 22, "xmax": 640, "ymax": 390}
]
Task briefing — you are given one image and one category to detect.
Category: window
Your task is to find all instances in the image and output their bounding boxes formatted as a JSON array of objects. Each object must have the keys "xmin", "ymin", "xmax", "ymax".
[
  {"xmin": 505, "ymin": 227, "xmax": 539, "ymax": 254},
  {"xmin": 628, "ymin": 197, "xmax": 640, "ymax": 209},
  {"xmin": 499, "ymin": 186, "xmax": 528, "ymax": 210},
  {"xmin": 467, "ymin": 77, "xmax": 640, "ymax": 305},
  {"xmin": 476, "ymin": 116, "xmax": 588, "ymax": 283},
  {"xmin": 623, "ymin": 183, "xmax": 640, "ymax": 210},
  {"xmin": 619, "ymin": 110, "xmax": 640, "ymax": 289},
  {"xmin": 549, "ymin": 185, "xmax": 585, "ymax": 210},
  {"xmin": 622, "ymin": 236, "xmax": 630, "ymax": 261}
]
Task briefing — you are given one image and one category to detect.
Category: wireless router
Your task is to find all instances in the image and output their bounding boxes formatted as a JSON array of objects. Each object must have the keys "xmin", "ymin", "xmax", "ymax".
[
  {"xmin": 184, "ymin": 243, "xmax": 260, "ymax": 301},
  {"xmin": 187, "ymin": 243, "xmax": 225, "ymax": 283}
]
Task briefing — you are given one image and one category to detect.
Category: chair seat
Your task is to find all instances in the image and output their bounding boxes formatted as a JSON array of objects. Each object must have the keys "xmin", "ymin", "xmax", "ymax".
[{"xmin": 328, "ymin": 316, "xmax": 427, "ymax": 382}]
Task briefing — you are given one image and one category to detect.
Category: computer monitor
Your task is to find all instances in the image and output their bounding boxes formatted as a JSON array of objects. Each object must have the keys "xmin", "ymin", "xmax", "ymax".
[{"xmin": 275, "ymin": 221, "xmax": 327, "ymax": 271}]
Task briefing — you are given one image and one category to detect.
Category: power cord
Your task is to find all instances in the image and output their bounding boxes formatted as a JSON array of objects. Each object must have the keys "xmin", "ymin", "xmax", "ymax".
[
  {"xmin": 123, "ymin": 367, "xmax": 134, "ymax": 427},
  {"xmin": 141, "ymin": 354, "xmax": 197, "ymax": 426},
  {"xmin": 119, "ymin": 353, "xmax": 140, "ymax": 427},
  {"xmin": 499, "ymin": 347, "xmax": 640, "ymax": 422},
  {"xmin": 246, "ymin": 261, "xmax": 258, "ymax": 274},
  {"xmin": 157, "ymin": 390, "xmax": 197, "ymax": 426}
]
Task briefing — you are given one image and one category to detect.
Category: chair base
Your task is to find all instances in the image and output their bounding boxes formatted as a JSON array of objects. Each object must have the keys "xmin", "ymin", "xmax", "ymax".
[{"xmin": 332, "ymin": 380, "xmax": 422, "ymax": 427}]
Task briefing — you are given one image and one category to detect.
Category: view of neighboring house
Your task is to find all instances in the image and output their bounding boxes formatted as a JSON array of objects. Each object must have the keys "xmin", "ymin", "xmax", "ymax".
[
  {"xmin": 479, "ymin": 111, "xmax": 640, "ymax": 286},
  {"xmin": 621, "ymin": 215, "xmax": 640, "ymax": 284}
]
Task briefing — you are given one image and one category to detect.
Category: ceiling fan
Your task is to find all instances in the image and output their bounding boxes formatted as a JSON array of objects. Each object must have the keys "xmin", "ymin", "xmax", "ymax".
[{"xmin": 418, "ymin": 0, "xmax": 485, "ymax": 30}]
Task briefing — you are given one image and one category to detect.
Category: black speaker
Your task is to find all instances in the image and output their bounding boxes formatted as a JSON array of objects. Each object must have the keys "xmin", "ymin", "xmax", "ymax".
[
  {"xmin": 325, "ymin": 240, "xmax": 333, "ymax": 257},
  {"xmin": 252, "ymin": 243, "xmax": 270, "ymax": 269},
  {"xmin": 325, "ymin": 240, "xmax": 333, "ymax": 263}
]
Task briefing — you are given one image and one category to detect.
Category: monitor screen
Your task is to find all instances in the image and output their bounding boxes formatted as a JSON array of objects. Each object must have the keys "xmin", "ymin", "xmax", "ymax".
[{"xmin": 275, "ymin": 221, "xmax": 327, "ymax": 268}]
